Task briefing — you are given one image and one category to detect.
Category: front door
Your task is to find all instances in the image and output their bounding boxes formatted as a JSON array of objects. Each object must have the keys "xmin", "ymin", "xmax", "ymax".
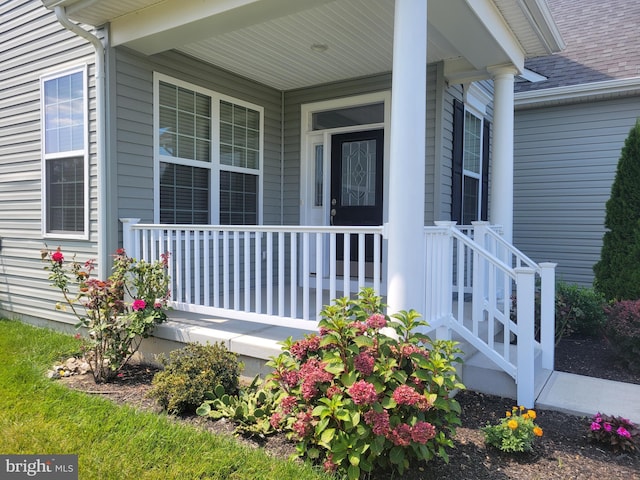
[{"xmin": 330, "ymin": 129, "xmax": 384, "ymax": 263}]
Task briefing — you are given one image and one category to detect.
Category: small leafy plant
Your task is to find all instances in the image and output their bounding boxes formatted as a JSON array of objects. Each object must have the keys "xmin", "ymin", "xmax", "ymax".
[
  {"xmin": 149, "ymin": 342, "xmax": 242, "ymax": 414},
  {"xmin": 588, "ymin": 412, "xmax": 639, "ymax": 454},
  {"xmin": 482, "ymin": 406, "xmax": 543, "ymax": 453},
  {"xmin": 44, "ymin": 248, "xmax": 170, "ymax": 383},
  {"xmin": 264, "ymin": 288, "xmax": 464, "ymax": 479},
  {"xmin": 604, "ymin": 300, "xmax": 640, "ymax": 370},
  {"xmin": 196, "ymin": 375, "xmax": 281, "ymax": 437}
]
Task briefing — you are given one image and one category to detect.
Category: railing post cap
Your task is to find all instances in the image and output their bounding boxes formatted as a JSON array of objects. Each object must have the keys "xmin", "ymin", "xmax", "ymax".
[
  {"xmin": 434, "ymin": 220, "xmax": 456, "ymax": 227},
  {"xmin": 120, "ymin": 218, "xmax": 141, "ymax": 224},
  {"xmin": 539, "ymin": 262, "xmax": 557, "ymax": 268},
  {"xmin": 514, "ymin": 266, "xmax": 536, "ymax": 275},
  {"xmin": 471, "ymin": 220, "xmax": 490, "ymax": 226}
]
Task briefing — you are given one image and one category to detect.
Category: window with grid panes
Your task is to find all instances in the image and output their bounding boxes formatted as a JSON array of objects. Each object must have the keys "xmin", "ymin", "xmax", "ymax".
[
  {"xmin": 156, "ymin": 78, "xmax": 261, "ymax": 225},
  {"xmin": 41, "ymin": 67, "xmax": 87, "ymax": 235}
]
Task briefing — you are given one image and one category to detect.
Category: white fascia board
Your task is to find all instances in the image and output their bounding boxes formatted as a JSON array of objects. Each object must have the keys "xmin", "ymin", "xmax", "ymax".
[
  {"xmin": 110, "ymin": 0, "xmax": 332, "ymax": 54},
  {"xmin": 465, "ymin": 0, "xmax": 525, "ymax": 72},
  {"xmin": 520, "ymin": 0, "xmax": 565, "ymax": 54},
  {"xmin": 515, "ymin": 77, "xmax": 640, "ymax": 107}
]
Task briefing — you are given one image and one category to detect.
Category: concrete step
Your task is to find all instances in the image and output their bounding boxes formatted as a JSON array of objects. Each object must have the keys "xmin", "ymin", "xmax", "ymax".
[{"xmin": 461, "ymin": 342, "xmax": 552, "ymax": 402}]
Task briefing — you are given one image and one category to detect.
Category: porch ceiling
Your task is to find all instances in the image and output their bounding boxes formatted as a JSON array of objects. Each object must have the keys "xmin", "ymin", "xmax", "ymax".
[{"xmin": 43, "ymin": 0, "xmax": 564, "ymax": 90}]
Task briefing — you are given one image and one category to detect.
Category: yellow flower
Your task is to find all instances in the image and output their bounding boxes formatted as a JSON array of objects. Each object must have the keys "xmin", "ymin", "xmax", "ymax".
[
  {"xmin": 508, "ymin": 419, "xmax": 518, "ymax": 430},
  {"xmin": 522, "ymin": 413, "xmax": 530, "ymax": 420},
  {"xmin": 527, "ymin": 410, "xmax": 536, "ymax": 419},
  {"xmin": 533, "ymin": 426, "xmax": 543, "ymax": 437},
  {"xmin": 506, "ymin": 411, "xmax": 512, "ymax": 417},
  {"xmin": 519, "ymin": 406, "xmax": 525, "ymax": 411}
]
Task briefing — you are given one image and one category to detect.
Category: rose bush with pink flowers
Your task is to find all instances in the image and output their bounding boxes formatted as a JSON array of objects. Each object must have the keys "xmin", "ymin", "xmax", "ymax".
[
  {"xmin": 43, "ymin": 248, "xmax": 170, "ymax": 382},
  {"xmin": 264, "ymin": 288, "xmax": 464, "ymax": 479}
]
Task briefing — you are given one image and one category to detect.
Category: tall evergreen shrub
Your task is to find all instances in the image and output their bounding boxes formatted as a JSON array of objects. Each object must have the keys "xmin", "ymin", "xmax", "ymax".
[{"xmin": 594, "ymin": 119, "xmax": 640, "ymax": 301}]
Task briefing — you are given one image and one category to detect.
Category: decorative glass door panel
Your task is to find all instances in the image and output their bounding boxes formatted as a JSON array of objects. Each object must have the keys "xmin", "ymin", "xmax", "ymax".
[{"xmin": 331, "ymin": 129, "xmax": 383, "ymax": 263}]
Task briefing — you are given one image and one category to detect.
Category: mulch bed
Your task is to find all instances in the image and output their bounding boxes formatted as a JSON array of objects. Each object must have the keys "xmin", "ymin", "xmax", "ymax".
[{"xmin": 58, "ymin": 334, "xmax": 640, "ymax": 480}]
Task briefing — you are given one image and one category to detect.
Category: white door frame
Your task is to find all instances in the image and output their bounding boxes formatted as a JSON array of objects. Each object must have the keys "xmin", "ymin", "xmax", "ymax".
[
  {"xmin": 299, "ymin": 91, "xmax": 392, "ymax": 228},
  {"xmin": 299, "ymin": 92, "xmax": 391, "ymax": 285}
]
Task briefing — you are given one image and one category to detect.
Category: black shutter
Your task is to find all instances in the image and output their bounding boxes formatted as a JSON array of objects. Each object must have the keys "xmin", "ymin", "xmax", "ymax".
[
  {"xmin": 451, "ymin": 99, "xmax": 464, "ymax": 223},
  {"xmin": 481, "ymin": 119, "xmax": 491, "ymax": 221}
]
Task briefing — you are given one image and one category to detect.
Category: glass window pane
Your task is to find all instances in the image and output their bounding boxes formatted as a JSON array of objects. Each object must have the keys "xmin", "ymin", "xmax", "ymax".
[
  {"xmin": 195, "ymin": 93, "xmax": 210, "ymax": 117},
  {"xmin": 463, "ymin": 111, "xmax": 482, "ymax": 173},
  {"xmin": 219, "ymin": 171, "xmax": 257, "ymax": 225},
  {"xmin": 314, "ymin": 144, "xmax": 323, "ymax": 207},
  {"xmin": 196, "ymin": 139, "xmax": 211, "ymax": 162},
  {"xmin": 247, "ymin": 109, "xmax": 260, "ymax": 130},
  {"xmin": 159, "ymin": 162, "xmax": 210, "ymax": 224},
  {"xmin": 196, "ymin": 116, "xmax": 210, "ymax": 139},
  {"xmin": 178, "ymin": 88, "xmax": 194, "ymax": 113},
  {"xmin": 220, "ymin": 122, "xmax": 233, "ymax": 146},
  {"xmin": 234, "ymin": 104, "xmax": 247, "ymax": 126},
  {"xmin": 340, "ymin": 139, "xmax": 376, "ymax": 207},
  {"xmin": 160, "ymin": 106, "xmax": 177, "ymax": 132},
  {"xmin": 43, "ymin": 71, "xmax": 85, "ymax": 154},
  {"xmin": 220, "ymin": 101, "xmax": 233, "ymax": 123},
  {"xmin": 46, "ymin": 157, "xmax": 84, "ymax": 233},
  {"xmin": 178, "ymin": 111, "xmax": 194, "ymax": 137},
  {"xmin": 159, "ymin": 82, "xmax": 176, "ymax": 108},
  {"xmin": 462, "ymin": 176, "xmax": 480, "ymax": 225},
  {"xmin": 159, "ymin": 83, "xmax": 210, "ymax": 162},
  {"xmin": 177, "ymin": 134, "xmax": 194, "ymax": 159},
  {"xmin": 246, "ymin": 129, "xmax": 259, "ymax": 150},
  {"xmin": 312, "ymin": 103, "xmax": 384, "ymax": 130}
]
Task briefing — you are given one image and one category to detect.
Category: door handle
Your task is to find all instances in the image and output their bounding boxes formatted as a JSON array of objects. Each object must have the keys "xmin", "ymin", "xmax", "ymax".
[{"xmin": 330, "ymin": 208, "xmax": 336, "ymax": 226}]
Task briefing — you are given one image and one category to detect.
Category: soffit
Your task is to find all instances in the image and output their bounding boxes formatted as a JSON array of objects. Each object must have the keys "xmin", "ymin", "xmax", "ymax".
[{"xmin": 44, "ymin": 0, "xmax": 563, "ymax": 91}]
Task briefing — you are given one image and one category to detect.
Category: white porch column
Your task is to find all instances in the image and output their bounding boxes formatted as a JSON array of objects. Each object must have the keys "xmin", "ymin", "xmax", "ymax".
[
  {"xmin": 488, "ymin": 65, "xmax": 517, "ymax": 242},
  {"xmin": 386, "ymin": 0, "xmax": 427, "ymax": 315}
]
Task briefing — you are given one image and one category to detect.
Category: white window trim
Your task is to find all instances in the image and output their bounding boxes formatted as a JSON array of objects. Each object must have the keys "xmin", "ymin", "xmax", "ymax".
[
  {"xmin": 153, "ymin": 72, "xmax": 264, "ymax": 224},
  {"xmin": 40, "ymin": 65, "xmax": 90, "ymax": 240}
]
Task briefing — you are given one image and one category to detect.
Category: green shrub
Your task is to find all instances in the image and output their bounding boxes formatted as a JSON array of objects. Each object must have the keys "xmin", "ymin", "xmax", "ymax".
[
  {"xmin": 149, "ymin": 342, "xmax": 242, "ymax": 414},
  {"xmin": 556, "ymin": 282, "xmax": 606, "ymax": 336},
  {"xmin": 594, "ymin": 119, "xmax": 640, "ymax": 301},
  {"xmin": 604, "ymin": 300, "xmax": 640, "ymax": 371},
  {"xmin": 265, "ymin": 288, "xmax": 464, "ymax": 479},
  {"xmin": 511, "ymin": 281, "xmax": 606, "ymax": 345}
]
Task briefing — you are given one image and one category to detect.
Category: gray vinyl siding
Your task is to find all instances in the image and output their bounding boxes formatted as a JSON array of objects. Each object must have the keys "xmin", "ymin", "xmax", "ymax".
[
  {"xmin": 113, "ymin": 48, "xmax": 283, "ymax": 232},
  {"xmin": 514, "ymin": 96, "xmax": 640, "ymax": 285},
  {"xmin": 0, "ymin": 0, "xmax": 98, "ymax": 325}
]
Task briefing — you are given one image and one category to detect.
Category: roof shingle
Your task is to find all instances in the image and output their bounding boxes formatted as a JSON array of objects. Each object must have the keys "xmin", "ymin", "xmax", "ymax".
[{"xmin": 515, "ymin": 0, "xmax": 640, "ymax": 92}]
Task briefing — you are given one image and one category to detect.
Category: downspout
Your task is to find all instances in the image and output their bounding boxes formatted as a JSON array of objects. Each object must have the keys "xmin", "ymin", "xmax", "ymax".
[{"xmin": 54, "ymin": 6, "xmax": 108, "ymax": 279}]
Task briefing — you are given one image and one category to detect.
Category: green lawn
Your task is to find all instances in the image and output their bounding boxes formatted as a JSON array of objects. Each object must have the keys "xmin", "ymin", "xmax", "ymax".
[{"xmin": 0, "ymin": 319, "xmax": 331, "ymax": 480}]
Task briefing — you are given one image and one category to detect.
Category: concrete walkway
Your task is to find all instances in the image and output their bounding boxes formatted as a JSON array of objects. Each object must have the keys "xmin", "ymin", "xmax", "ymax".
[{"xmin": 537, "ymin": 371, "xmax": 640, "ymax": 423}]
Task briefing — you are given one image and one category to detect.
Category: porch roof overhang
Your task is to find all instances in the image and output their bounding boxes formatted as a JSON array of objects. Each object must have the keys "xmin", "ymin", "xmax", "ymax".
[{"xmin": 42, "ymin": 0, "xmax": 564, "ymax": 90}]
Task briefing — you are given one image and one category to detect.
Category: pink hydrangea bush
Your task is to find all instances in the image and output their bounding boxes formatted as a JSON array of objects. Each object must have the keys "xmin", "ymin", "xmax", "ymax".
[
  {"xmin": 265, "ymin": 288, "xmax": 464, "ymax": 479},
  {"xmin": 43, "ymin": 248, "xmax": 170, "ymax": 382}
]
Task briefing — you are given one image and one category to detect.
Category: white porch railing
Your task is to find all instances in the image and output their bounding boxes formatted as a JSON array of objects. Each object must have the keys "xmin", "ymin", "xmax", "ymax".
[
  {"xmin": 121, "ymin": 219, "xmax": 384, "ymax": 330},
  {"xmin": 121, "ymin": 218, "xmax": 555, "ymax": 407},
  {"xmin": 428, "ymin": 221, "xmax": 556, "ymax": 407}
]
